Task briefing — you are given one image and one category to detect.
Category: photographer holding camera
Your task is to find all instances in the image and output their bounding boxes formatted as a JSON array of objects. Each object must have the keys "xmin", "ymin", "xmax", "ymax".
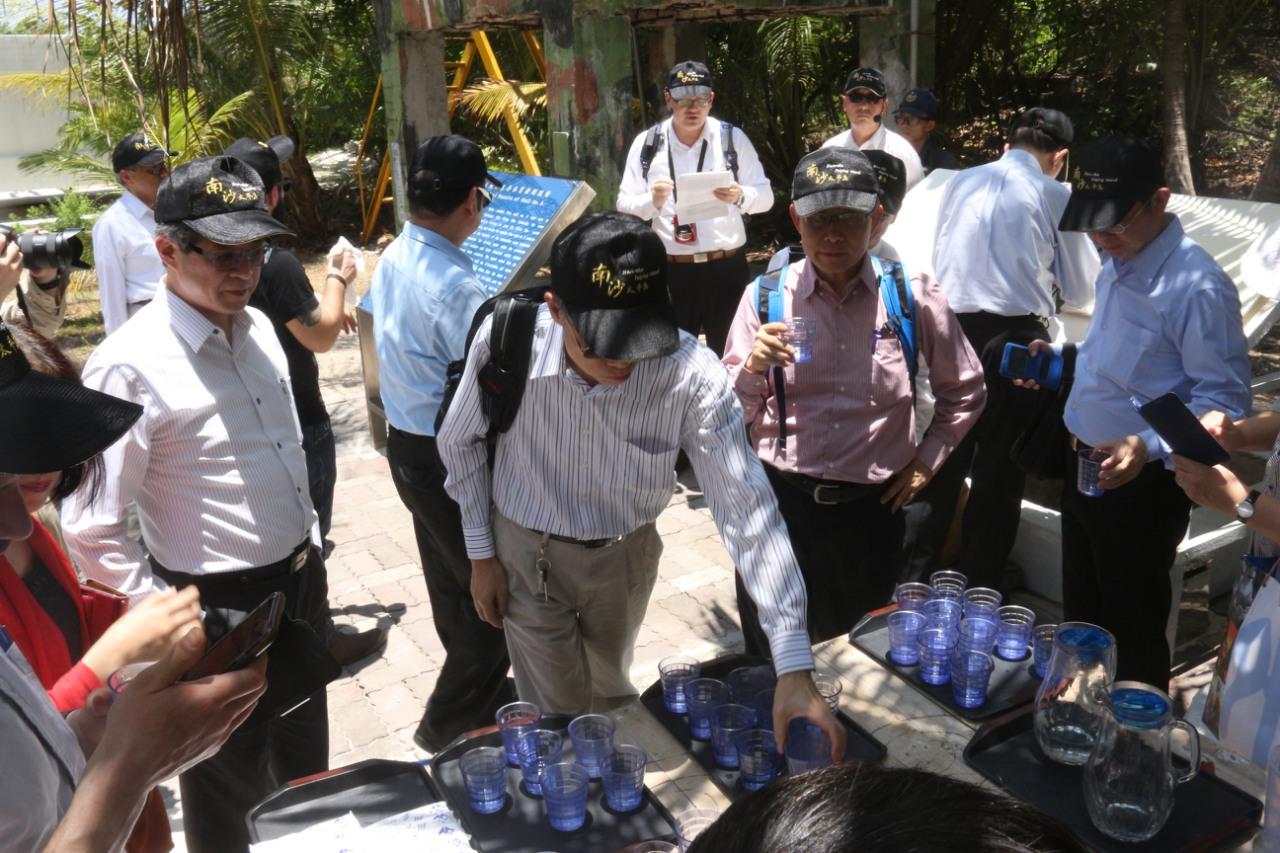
[{"xmin": 0, "ymin": 228, "xmax": 74, "ymax": 338}]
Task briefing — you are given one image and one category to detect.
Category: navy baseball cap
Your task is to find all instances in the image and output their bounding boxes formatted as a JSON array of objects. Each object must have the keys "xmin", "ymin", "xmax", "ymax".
[
  {"xmin": 864, "ymin": 150, "xmax": 907, "ymax": 217},
  {"xmin": 550, "ymin": 212, "xmax": 677, "ymax": 362},
  {"xmin": 792, "ymin": 148, "xmax": 880, "ymax": 218},
  {"xmin": 223, "ymin": 136, "xmax": 296, "ymax": 190},
  {"xmin": 155, "ymin": 156, "xmax": 293, "ymax": 245},
  {"xmin": 895, "ymin": 88, "xmax": 939, "ymax": 120},
  {"xmin": 112, "ymin": 133, "xmax": 176, "ymax": 173},
  {"xmin": 666, "ymin": 61, "xmax": 714, "ymax": 100},
  {"xmin": 1059, "ymin": 137, "xmax": 1164, "ymax": 232},
  {"xmin": 843, "ymin": 67, "xmax": 887, "ymax": 99}
]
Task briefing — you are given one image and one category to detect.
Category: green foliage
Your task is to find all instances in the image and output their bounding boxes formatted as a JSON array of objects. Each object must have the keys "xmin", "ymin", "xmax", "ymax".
[{"xmin": 8, "ymin": 188, "xmax": 105, "ymax": 267}]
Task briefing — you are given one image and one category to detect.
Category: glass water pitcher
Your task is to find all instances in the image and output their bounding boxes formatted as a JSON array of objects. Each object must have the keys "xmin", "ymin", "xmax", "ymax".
[{"xmin": 1033, "ymin": 622, "xmax": 1117, "ymax": 765}]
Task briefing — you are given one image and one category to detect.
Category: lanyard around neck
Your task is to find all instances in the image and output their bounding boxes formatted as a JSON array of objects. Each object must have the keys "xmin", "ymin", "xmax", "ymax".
[{"xmin": 667, "ymin": 123, "xmax": 709, "ymax": 204}]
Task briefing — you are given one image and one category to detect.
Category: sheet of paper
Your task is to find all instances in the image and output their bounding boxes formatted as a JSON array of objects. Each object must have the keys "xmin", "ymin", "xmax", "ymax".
[
  {"xmin": 355, "ymin": 802, "xmax": 472, "ymax": 850},
  {"xmin": 1219, "ymin": 575, "xmax": 1280, "ymax": 766},
  {"xmin": 248, "ymin": 812, "xmax": 362, "ymax": 853},
  {"xmin": 675, "ymin": 169, "xmax": 734, "ymax": 222}
]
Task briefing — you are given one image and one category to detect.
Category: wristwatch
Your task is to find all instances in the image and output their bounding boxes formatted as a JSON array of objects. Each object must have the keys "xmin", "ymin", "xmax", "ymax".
[{"xmin": 1236, "ymin": 488, "xmax": 1262, "ymax": 520}]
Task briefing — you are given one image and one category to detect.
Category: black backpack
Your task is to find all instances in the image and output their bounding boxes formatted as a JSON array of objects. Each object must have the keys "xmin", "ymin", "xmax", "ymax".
[
  {"xmin": 434, "ymin": 285, "xmax": 549, "ymax": 447},
  {"xmin": 638, "ymin": 120, "xmax": 740, "ymax": 183}
]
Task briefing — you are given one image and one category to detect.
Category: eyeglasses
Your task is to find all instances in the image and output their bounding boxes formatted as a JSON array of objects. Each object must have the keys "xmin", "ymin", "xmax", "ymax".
[
  {"xmin": 477, "ymin": 186, "xmax": 493, "ymax": 210},
  {"xmin": 674, "ymin": 97, "xmax": 710, "ymax": 111},
  {"xmin": 802, "ymin": 210, "xmax": 867, "ymax": 230},
  {"xmin": 894, "ymin": 112, "xmax": 925, "ymax": 125},
  {"xmin": 845, "ymin": 91, "xmax": 883, "ymax": 105},
  {"xmin": 136, "ymin": 162, "xmax": 169, "ymax": 177},
  {"xmin": 186, "ymin": 241, "xmax": 269, "ymax": 272},
  {"xmin": 1089, "ymin": 200, "xmax": 1149, "ymax": 236}
]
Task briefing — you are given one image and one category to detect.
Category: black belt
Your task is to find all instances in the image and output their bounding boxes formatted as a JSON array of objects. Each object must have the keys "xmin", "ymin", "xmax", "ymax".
[
  {"xmin": 529, "ymin": 528, "xmax": 625, "ymax": 550},
  {"xmin": 149, "ymin": 539, "xmax": 312, "ymax": 588},
  {"xmin": 774, "ymin": 470, "xmax": 882, "ymax": 505}
]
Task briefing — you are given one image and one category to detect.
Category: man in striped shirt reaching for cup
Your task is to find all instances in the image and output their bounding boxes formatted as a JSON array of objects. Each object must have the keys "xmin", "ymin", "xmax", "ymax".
[{"xmin": 437, "ymin": 211, "xmax": 843, "ymax": 758}]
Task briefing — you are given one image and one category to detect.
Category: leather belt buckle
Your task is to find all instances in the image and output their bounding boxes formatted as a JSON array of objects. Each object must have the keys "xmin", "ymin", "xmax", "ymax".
[
  {"xmin": 693, "ymin": 252, "xmax": 708, "ymax": 264},
  {"xmin": 812, "ymin": 484, "xmax": 842, "ymax": 505}
]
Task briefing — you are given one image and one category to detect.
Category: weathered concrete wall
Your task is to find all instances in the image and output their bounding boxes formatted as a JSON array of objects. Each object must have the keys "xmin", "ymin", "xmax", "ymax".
[{"xmin": 0, "ymin": 35, "xmax": 74, "ymax": 193}]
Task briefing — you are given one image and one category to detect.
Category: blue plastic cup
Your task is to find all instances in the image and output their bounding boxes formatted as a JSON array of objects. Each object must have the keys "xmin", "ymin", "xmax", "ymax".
[
  {"xmin": 752, "ymin": 687, "xmax": 776, "ymax": 731},
  {"xmin": 787, "ymin": 317, "xmax": 816, "ymax": 363},
  {"xmin": 516, "ymin": 729, "xmax": 563, "ymax": 797},
  {"xmin": 958, "ymin": 616, "xmax": 997, "ymax": 654},
  {"xmin": 567, "ymin": 713, "xmax": 615, "ymax": 779},
  {"xmin": 710, "ymin": 703, "xmax": 756, "ymax": 769},
  {"xmin": 917, "ymin": 625, "xmax": 957, "ymax": 685},
  {"xmin": 496, "ymin": 701, "xmax": 542, "ymax": 767},
  {"xmin": 784, "ymin": 717, "xmax": 832, "ymax": 774},
  {"xmin": 887, "ymin": 609, "xmax": 927, "ymax": 665},
  {"xmin": 930, "ymin": 569, "xmax": 968, "ymax": 601},
  {"xmin": 602, "ymin": 743, "xmax": 647, "ymax": 812},
  {"xmin": 659, "ymin": 654, "xmax": 701, "ymax": 714},
  {"xmin": 459, "ymin": 746, "xmax": 508, "ymax": 814},
  {"xmin": 894, "ymin": 581, "xmax": 934, "ymax": 612},
  {"xmin": 995, "ymin": 605, "xmax": 1036, "ymax": 661},
  {"xmin": 1033, "ymin": 623, "xmax": 1058, "ymax": 679},
  {"xmin": 949, "ymin": 650, "xmax": 995, "ymax": 708},
  {"xmin": 685, "ymin": 678, "xmax": 728, "ymax": 741},
  {"xmin": 736, "ymin": 728, "xmax": 782, "ymax": 791},
  {"xmin": 923, "ymin": 597, "xmax": 963, "ymax": 632},
  {"xmin": 542, "ymin": 761, "xmax": 590, "ymax": 831},
  {"xmin": 727, "ymin": 664, "xmax": 776, "ymax": 705},
  {"xmin": 1078, "ymin": 448, "xmax": 1106, "ymax": 497},
  {"xmin": 963, "ymin": 587, "xmax": 1003, "ymax": 621}
]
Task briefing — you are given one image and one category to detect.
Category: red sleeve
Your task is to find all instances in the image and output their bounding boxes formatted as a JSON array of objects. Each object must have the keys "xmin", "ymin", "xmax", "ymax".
[{"xmin": 47, "ymin": 660, "xmax": 106, "ymax": 713}]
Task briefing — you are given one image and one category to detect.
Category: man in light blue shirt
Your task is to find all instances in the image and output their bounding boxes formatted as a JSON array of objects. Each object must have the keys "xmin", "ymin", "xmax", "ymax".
[
  {"xmin": 1035, "ymin": 136, "xmax": 1250, "ymax": 686},
  {"xmin": 369, "ymin": 135, "xmax": 514, "ymax": 751}
]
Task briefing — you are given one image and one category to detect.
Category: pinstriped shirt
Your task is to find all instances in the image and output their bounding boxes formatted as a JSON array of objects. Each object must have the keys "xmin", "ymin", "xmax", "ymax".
[
  {"xmin": 61, "ymin": 287, "xmax": 316, "ymax": 603},
  {"xmin": 437, "ymin": 304, "xmax": 815, "ymax": 674}
]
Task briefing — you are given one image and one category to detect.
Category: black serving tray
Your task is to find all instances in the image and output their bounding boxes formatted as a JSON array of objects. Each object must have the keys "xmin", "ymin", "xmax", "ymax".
[
  {"xmin": 638, "ymin": 652, "xmax": 887, "ymax": 801},
  {"xmin": 849, "ymin": 607, "xmax": 1041, "ymax": 720},
  {"xmin": 430, "ymin": 716, "xmax": 679, "ymax": 852},
  {"xmin": 963, "ymin": 707, "xmax": 1262, "ymax": 852},
  {"xmin": 247, "ymin": 759, "xmax": 442, "ymax": 842}
]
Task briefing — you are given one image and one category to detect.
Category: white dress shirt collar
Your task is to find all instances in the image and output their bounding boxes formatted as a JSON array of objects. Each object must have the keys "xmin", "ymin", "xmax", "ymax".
[
  {"xmin": 161, "ymin": 284, "xmax": 253, "ymax": 354},
  {"xmin": 119, "ymin": 189, "xmax": 153, "ymax": 220}
]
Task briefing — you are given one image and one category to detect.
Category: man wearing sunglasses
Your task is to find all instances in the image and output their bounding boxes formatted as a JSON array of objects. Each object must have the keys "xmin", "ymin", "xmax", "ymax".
[
  {"xmin": 618, "ymin": 60, "xmax": 774, "ymax": 357},
  {"xmin": 1021, "ymin": 137, "xmax": 1250, "ymax": 686},
  {"xmin": 822, "ymin": 67, "xmax": 924, "ymax": 190},
  {"xmin": 92, "ymin": 132, "xmax": 175, "ymax": 335},
  {"xmin": 367, "ymin": 135, "xmax": 515, "ymax": 754},
  {"xmin": 62, "ymin": 156, "xmax": 343, "ymax": 852},
  {"xmin": 723, "ymin": 148, "xmax": 984, "ymax": 661}
]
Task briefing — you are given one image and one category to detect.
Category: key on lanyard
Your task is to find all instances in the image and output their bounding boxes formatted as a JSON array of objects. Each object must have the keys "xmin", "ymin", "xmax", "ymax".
[{"xmin": 535, "ymin": 542, "xmax": 551, "ymax": 604}]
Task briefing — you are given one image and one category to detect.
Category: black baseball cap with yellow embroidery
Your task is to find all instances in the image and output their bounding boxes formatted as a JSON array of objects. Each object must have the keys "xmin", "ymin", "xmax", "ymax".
[
  {"xmin": 111, "ymin": 132, "xmax": 177, "ymax": 173},
  {"xmin": 550, "ymin": 212, "xmax": 678, "ymax": 362},
  {"xmin": 792, "ymin": 148, "xmax": 880, "ymax": 218},
  {"xmin": 666, "ymin": 61, "xmax": 714, "ymax": 100},
  {"xmin": 844, "ymin": 67, "xmax": 887, "ymax": 99},
  {"xmin": 155, "ymin": 156, "xmax": 294, "ymax": 245},
  {"xmin": 1059, "ymin": 136, "xmax": 1164, "ymax": 232},
  {"xmin": 864, "ymin": 150, "xmax": 907, "ymax": 216}
]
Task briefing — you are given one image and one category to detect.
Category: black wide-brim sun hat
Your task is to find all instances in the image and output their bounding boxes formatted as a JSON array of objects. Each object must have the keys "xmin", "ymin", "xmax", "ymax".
[
  {"xmin": 563, "ymin": 301, "xmax": 680, "ymax": 362},
  {"xmin": 0, "ymin": 366, "xmax": 142, "ymax": 474},
  {"xmin": 185, "ymin": 209, "xmax": 294, "ymax": 246},
  {"xmin": 1058, "ymin": 193, "xmax": 1141, "ymax": 233}
]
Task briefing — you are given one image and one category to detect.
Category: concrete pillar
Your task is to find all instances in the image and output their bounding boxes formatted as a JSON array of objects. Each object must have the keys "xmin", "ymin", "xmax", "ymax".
[
  {"xmin": 543, "ymin": 14, "xmax": 635, "ymax": 208},
  {"xmin": 377, "ymin": 29, "xmax": 449, "ymax": 227},
  {"xmin": 860, "ymin": 0, "xmax": 937, "ymax": 102}
]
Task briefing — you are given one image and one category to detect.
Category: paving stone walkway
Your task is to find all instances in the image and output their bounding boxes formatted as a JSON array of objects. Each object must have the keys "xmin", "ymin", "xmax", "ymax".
[{"xmin": 164, "ymin": 329, "xmax": 745, "ymax": 847}]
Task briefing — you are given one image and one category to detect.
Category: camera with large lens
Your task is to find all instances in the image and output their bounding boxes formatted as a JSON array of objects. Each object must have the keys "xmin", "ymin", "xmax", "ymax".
[{"xmin": 0, "ymin": 223, "xmax": 90, "ymax": 270}]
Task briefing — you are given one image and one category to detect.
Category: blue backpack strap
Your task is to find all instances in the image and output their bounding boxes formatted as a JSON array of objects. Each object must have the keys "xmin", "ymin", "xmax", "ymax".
[
  {"xmin": 752, "ymin": 265, "xmax": 790, "ymax": 448},
  {"xmin": 872, "ymin": 255, "xmax": 917, "ymax": 386}
]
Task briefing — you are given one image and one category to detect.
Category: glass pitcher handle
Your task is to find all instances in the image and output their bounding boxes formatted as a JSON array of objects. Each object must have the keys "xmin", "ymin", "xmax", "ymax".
[{"xmin": 1173, "ymin": 719, "xmax": 1201, "ymax": 786}]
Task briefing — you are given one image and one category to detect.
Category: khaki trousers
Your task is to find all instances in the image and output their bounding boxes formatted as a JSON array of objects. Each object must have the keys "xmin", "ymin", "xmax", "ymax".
[{"xmin": 494, "ymin": 513, "xmax": 662, "ymax": 715}]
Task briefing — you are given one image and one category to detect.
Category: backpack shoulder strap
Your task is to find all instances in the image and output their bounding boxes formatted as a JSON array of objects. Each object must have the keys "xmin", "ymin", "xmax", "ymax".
[
  {"xmin": 639, "ymin": 123, "xmax": 662, "ymax": 181},
  {"xmin": 872, "ymin": 255, "xmax": 918, "ymax": 385},
  {"xmin": 750, "ymin": 264, "xmax": 791, "ymax": 448},
  {"xmin": 480, "ymin": 287, "xmax": 545, "ymax": 435},
  {"xmin": 720, "ymin": 120, "xmax": 740, "ymax": 183}
]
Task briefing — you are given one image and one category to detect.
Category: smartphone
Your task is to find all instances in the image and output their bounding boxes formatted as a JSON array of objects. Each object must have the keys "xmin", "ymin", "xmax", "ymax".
[
  {"xmin": 1134, "ymin": 393, "xmax": 1231, "ymax": 466},
  {"xmin": 999, "ymin": 342, "xmax": 1063, "ymax": 390},
  {"xmin": 182, "ymin": 591, "xmax": 285, "ymax": 681}
]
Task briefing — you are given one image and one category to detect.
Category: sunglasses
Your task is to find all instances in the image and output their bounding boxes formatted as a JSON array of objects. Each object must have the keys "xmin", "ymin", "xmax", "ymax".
[
  {"xmin": 136, "ymin": 162, "xmax": 169, "ymax": 177},
  {"xmin": 478, "ymin": 186, "xmax": 493, "ymax": 210},
  {"xmin": 802, "ymin": 210, "xmax": 867, "ymax": 230},
  {"xmin": 845, "ymin": 91, "xmax": 884, "ymax": 105},
  {"xmin": 187, "ymin": 241, "xmax": 269, "ymax": 272},
  {"xmin": 674, "ymin": 97, "xmax": 710, "ymax": 110}
]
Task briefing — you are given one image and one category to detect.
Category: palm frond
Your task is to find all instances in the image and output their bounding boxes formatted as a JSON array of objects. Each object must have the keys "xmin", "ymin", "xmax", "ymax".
[
  {"xmin": 453, "ymin": 79, "xmax": 547, "ymax": 126},
  {"xmin": 0, "ymin": 70, "xmax": 79, "ymax": 103}
]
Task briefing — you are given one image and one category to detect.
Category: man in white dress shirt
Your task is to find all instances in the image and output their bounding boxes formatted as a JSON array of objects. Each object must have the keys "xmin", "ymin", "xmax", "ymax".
[
  {"xmin": 62, "ymin": 155, "xmax": 340, "ymax": 853},
  {"xmin": 438, "ymin": 212, "xmax": 844, "ymax": 758},
  {"xmin": 617, "ymin": 60, "xmax": 773, "ymax": 357},
  {"xmin": 822, "ymin": 67, "xmax": 924, "ymax": 190},
  {"xmin": 901, "ymin": 108, "xmax": 1100, "ymax": 590},
  {"xmin": 91, "ymin": 133, "xmax": 173, "ymax": 334}
]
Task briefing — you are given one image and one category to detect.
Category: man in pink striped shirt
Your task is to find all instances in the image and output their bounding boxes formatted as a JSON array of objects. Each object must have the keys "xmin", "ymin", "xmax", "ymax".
[{"xmin": 723, "ymin": 147, "xmax": 986, "ymax": 655}]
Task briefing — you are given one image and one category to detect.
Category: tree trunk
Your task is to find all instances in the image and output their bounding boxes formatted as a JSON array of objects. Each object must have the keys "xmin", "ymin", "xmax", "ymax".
[
  {"xmin": 1161, "ymin": 0, "xmax": 1196, "ymax": 194},
  {"xmin": 1253, "ymin": 130, "xmax": 1280, "ymax": 203}
]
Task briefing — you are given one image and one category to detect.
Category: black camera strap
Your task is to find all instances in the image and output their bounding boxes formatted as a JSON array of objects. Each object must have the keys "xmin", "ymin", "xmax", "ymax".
[{"xmin": 667, "ymin": 128, "xmax": 709, "ymax": 207}]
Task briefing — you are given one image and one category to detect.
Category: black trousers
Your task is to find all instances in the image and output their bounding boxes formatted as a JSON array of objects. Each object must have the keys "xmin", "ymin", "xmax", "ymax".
[
  {"xmin": 667, "ymin": 251, "xmax": 751, "ymax": 357},
  {"xmin": 386, "ymin": 427, "xmax": 513, "ymax": 745},
  {"xmin": 175, "ymin": 548, "xmax": 332, "ymax": 853},
  {"xmin": 736, "ymin": 465, "xmax": 904, "ymax": 658},
  {"xmin": 899, "ymin": 311, "xmax": 1049, "ymax": 590},
  {"xmin": 1061, "ymin": 442, "xmax": 1191, "ymax": 686}
]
